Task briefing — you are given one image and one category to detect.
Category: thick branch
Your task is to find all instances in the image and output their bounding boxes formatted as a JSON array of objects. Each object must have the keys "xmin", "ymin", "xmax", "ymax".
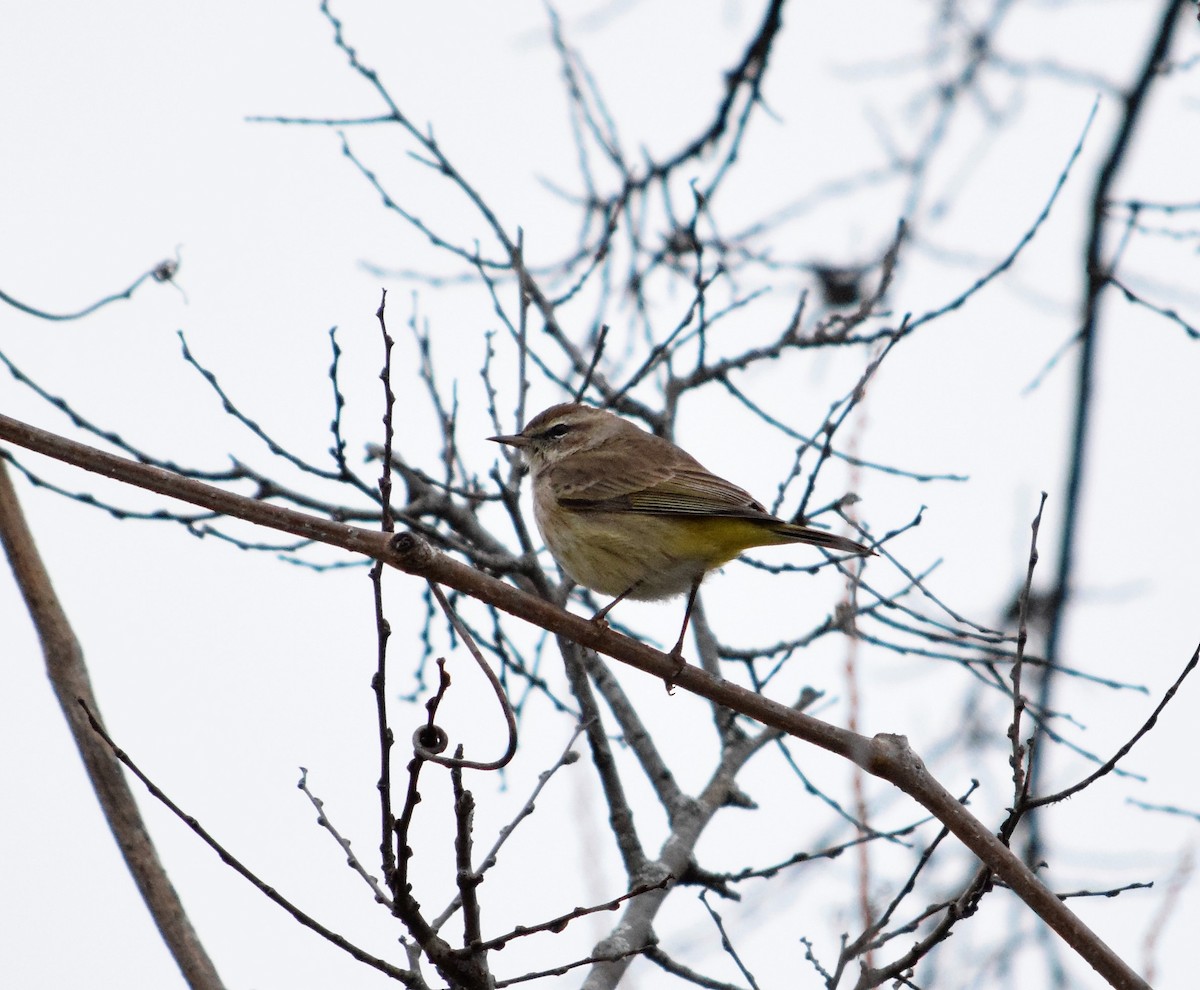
[
  {"xmin": 0, "ymin": 412, "xmax": 1148, "ymax": 990},
  {"xmin": 1043, "ymin": 0, "xmax": 1188, "ymax": 706},
  {"xmin": 1031, "ymin": 0, "xmax": 1189, "ymax": 871},
  {"xmin": 0, "ymin": 459, "xmax": 226, "ymax": 990}
]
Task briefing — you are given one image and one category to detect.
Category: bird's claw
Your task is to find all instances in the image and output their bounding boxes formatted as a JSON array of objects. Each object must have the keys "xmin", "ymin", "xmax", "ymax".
[{"xmin": 663, "ymin": 650, "xmax": 687, "ymax": 694}]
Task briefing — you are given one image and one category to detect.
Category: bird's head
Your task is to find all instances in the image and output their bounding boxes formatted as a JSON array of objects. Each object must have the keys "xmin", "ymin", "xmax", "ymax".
[{"xmin": 489, "ymin": 403, "xmax": 624, "ymax": 472}]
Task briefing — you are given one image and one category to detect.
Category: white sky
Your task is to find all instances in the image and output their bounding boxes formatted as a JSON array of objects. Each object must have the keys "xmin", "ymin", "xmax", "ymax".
[{"xmin": 3, "ymin": 2, "xmax": 1199, "ymax": 988}]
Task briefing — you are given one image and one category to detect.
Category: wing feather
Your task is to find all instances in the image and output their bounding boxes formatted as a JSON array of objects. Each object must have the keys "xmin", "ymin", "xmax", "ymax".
[{"xmin": 548, "ymin": 437, "xmax": 775, "ymax": 521}]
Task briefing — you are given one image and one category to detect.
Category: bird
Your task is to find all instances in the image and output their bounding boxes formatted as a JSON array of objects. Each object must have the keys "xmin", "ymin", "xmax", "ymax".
[{"xmin": 490, "ymin": 402, "xmax": 870, "ymax": 666}]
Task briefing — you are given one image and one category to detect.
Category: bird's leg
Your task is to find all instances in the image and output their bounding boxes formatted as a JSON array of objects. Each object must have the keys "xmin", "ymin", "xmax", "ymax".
[
  {"xmin": 664, "ymin": 579, "xmax": 700, "ymax": 691},
  {"xmin": 591, "ymin": 582, "xmax": 640, "ymax": 628}
]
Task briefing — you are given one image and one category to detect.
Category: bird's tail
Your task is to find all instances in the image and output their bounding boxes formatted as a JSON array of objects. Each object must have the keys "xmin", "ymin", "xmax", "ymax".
[{"xmin": 775, "ymin": 523, "xmax": 871, "ymax": 556}]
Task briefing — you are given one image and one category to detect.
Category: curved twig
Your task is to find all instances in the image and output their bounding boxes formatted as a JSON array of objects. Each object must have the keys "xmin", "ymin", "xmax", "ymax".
[{"xmin": 414, "ymin": 581, "xmax": 518, "ymax": 771}]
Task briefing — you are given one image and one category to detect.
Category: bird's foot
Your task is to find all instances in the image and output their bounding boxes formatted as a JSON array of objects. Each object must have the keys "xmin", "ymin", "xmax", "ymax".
[{"xmin": 662, "ymin": 649, "xmax": 687, "ymax": 694}]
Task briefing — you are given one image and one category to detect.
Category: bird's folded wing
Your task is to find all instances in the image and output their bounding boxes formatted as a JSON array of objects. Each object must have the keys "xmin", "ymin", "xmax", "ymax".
[{"xmin": 557, "ymin": 464, "xmax": 774, "ymax": 520}]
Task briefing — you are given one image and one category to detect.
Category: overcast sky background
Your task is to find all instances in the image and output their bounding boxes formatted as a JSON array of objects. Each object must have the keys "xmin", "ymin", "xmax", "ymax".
[{"xmin": 3, "ymin": 3, "xmax": 1199, "ymax": 988}]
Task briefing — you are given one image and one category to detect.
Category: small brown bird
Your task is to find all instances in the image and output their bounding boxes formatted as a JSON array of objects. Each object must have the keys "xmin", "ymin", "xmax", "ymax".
[{"xmin": 491, "ymin": 403, "xmax": 870, "ymax": 661}]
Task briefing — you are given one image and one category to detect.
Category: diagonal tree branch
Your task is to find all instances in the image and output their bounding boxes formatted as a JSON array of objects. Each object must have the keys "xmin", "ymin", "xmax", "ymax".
[
  {"xmin": 1033, "ymin": 0, "xmax": 1190, "ymax": 865},
  {"xmin": 0, "ymin": 459, "xmax": 225, "ymax": 990},
  {"xmin": 0, "ymin": 412, "xmax": 1155, "ymax": 989}
]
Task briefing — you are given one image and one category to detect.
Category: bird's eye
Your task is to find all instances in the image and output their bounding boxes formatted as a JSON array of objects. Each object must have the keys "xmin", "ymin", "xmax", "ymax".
[{"xmin": 545, "ymin": 423, "xmax": 571, "ymax": 440}]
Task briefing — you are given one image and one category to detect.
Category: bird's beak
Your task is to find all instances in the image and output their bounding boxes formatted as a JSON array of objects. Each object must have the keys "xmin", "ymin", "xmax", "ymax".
[{"xmin": 488, "ymin": 433, "xmax": 530, "ymax": 448}]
